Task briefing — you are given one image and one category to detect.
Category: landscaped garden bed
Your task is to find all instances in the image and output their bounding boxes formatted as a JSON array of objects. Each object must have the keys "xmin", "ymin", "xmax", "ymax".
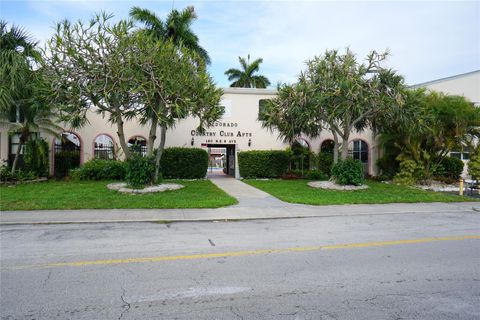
[
  {"xmin": 245, "ymin": 179, "xmax": 476, "ymax": 205},
  {"xmin": 0, "ymin": 180, "xmax": 237, "ymax": 211}
]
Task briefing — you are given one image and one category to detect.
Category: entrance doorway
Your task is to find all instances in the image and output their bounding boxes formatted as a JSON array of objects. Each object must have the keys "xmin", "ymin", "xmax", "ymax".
[
  {"xmin": 206, "ymin": 144, "xmax": 235, "ymax": 178},
  {"xmin": 54, "ymin": 132, "xmax": 81, "ymax": 178}
]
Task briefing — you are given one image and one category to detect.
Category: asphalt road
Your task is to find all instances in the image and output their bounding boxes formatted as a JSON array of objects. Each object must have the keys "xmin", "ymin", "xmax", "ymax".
[{"xmin": 1, "ymin": 210, "xmax": 479, "ymax": 319}]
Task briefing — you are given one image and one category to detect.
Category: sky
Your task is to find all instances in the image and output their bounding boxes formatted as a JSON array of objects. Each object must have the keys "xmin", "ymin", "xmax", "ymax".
[{"xmin": 1, "ymin": 0, "xmax": 479, "ymax": 88}]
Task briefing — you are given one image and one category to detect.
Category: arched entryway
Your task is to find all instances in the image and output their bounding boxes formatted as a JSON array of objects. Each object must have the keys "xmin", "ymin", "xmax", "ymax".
[
  {"xmin": 54, "ymin": 132, "xmax": 82, "ymax": 178},
  {"xmin": 291, "ymin": 138, "xmax": 310, "ymax": 172}
]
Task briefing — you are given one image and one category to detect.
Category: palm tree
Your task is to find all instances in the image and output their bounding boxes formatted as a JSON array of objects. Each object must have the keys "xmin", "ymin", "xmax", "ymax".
[
  {"xmin": 130, "ymin": 5, "xmax": 210, "ymax": 64},
  {"xmin": 0, "ymin": 20, "xmax": 41, "ymax": 109},
  {"xmin": 225, "ymin": 54, "xmax": 271, "ymax": 88},
  {"xmin": 0, "ymin": 21, "xmax": 61, "ymax": 173}
]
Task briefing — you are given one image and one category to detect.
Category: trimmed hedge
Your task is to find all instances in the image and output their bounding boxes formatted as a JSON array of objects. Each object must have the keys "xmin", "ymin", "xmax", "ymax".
[
  {"xmin": 160, "ymin": 147, "xmax": 208, "ymax": 179},
  {"xmin": 71, "ymin": 159, "xmax": 127, "ymax": 181},
  {"xmin": 238, "ymin": 150, "xmax": 289, "ymax": 178}
]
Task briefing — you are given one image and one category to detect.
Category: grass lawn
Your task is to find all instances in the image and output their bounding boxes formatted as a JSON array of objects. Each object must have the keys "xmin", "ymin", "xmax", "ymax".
[
  {"xmin": 245, "ymin": 179, "xmax": 475, "ymax": 205},
  {"xmin": 0, "ymin": 180, "xmax": 237, "ymax": 211}
]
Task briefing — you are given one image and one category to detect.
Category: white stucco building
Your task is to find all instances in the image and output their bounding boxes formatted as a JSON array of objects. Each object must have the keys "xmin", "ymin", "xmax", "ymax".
[{"xmin": 1, "ymin": 70, "xmax": 478, "ymax": 178}]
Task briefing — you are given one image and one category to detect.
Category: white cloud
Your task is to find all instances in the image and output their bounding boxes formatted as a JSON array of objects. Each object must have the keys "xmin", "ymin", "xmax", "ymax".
[{"xmin": 3, "ymin": 0, "xmax": 479, "ymax": 86}]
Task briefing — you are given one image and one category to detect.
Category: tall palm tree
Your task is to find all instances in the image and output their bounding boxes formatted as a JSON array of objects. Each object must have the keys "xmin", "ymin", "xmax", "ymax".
[
  {"xmin": 225, "ymin": 54, "xmax": 271, "ymax": 88},
  {"xmin": 0, "ymin": 21, "xmax": 61, "ymax": 173},
  {"xmin": 130, "ymin": 5, "xmax": 210, "ymax": 64}
]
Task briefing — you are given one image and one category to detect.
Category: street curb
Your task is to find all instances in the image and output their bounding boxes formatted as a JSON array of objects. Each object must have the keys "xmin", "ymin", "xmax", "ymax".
[{"xmin": 1, "ymin": 208, "xmax": 478, "ymax": 226}]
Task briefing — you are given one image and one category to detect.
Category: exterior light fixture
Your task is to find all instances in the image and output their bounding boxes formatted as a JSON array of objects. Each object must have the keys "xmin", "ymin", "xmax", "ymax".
[
  {"xmin": 248, "ymin": 138, "xmax": 251, "ymax": 147},
  {"xmin": 191, "ymin": 137, "xmax": 194, "ymax": 146}
]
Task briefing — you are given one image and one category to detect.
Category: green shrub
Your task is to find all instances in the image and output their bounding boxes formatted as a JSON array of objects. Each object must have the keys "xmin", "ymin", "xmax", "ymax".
[
  {"xmin": 434, "ymin": 156, "xmax": 464, "ymax": 180},
  {"xmin": 305, "ymin": 170, "xmax": 328, "ymax": 181},
  {"xmin": 393, "ymin": 159, "xmax": 422, "ymax": 185},
  {"xmin": 238, "ymin": 150, "xmax": 289, "ymax": 178},
  {"xmin": 468, "ymin": 148, "xmax": 480, "ymax": 179},
  {"xmin": 70, "ymin": 159, "xmax": 126, "ymax": 181},
  {"xmin": 318, "ymin": 152, "xmax": 333, "ymax": 176},
  {"xmin": 126, "ymin": 154, "xmax": 155, "ymax": 188},
  {"xmin": 0, "ymin": 166, "xmax": 37, "ymax": 183},
  {"xmin": 160, "ymin": 147, "xmax": 208, "ymax": 179},
  {"xmin": 376, "ymin": 155, "xmax": 400, "ymax": 179},
  {"xmin": 24, "ymin": 138, "xmax": 49, "ymax": 177},
  {"xmin": 331, "ymin": 158, "xmax": 364, "ymax": 186}
]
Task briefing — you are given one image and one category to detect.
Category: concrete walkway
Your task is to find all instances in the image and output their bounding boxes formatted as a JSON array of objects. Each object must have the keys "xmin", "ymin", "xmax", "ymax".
[{"xmin": 208, "ymin": 175, "xmax": 285, "ymax": 208}]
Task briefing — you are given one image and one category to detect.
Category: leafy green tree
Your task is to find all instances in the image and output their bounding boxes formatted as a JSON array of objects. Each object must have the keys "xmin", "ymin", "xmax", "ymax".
[
  {"xmin": 301, "ymin": 49, "xmax": 406, "ymax": 161},
  {"xmin": 130, "ymin": 5, "xmax": 211, "ymax": 154},
  {"xmin": 260, "ymin": 49, "xmax": 404, "ymax": 164},
  {"xmin": 130, "ymin": 33, "xmax": 223, "ymax": 182},
  {"xmin": 377, "ymin": 88, "xmax": 480, "ymax": 180},
  {"xmin": 43, "ymin": 13, "xmax": 140, "ymax": 160},
  {"xmin": 260, "ymin": 82, "xmax": 317, "ymax": 143},
  {"xmin": 0, "ymin": 21, "xmax": 61, "ymax": 173},
  {"xmin": 44, "ymin": 13, "xmax": 223, "ymax": 183},
  {"xmin": 225, "ymin": 54, "xmax": 271, "ymax": 88}
]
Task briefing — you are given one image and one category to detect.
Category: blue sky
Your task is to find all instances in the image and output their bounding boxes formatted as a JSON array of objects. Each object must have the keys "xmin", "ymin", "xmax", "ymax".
[{"xmin": 1, "ymin": 0, "xmax": 479, "ymax": 87}]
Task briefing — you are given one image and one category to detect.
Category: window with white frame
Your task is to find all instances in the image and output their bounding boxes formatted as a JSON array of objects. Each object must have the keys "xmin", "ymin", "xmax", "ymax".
[{"xmin": 450, "ymin": 147, "xmax": 470, "ymax": 160}]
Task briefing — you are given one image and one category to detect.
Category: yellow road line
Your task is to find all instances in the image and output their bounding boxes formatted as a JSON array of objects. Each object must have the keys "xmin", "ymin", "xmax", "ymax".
[{"xmin": 4, "ymin": 235, "xmax": 479, "ymax": 271}]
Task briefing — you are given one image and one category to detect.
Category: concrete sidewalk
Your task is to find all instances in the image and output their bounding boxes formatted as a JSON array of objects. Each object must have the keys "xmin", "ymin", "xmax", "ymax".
[{"xmin": 1, "ymin": 202, "xmax": 478, "ymax": 225}]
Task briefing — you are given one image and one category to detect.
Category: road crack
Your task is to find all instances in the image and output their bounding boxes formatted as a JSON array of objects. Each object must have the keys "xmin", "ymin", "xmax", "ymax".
[
  {"xmin": 43, "ymin": 271, "xmax": 52, "ymax": 287},
  {"xmin": 118, "ymin": 287, "xmax": 131, "ymax": 320}
]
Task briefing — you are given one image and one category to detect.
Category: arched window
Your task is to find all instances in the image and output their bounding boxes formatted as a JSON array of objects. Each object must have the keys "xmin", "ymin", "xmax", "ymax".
[
  {"xmin": 320, "ymin": 139, "xmax": 335, "ymax": 154},
  {"xmin": 349, "ymin": 140, "xmax": 368, "ymax": 163},
  {"xmin": 94, "ymin": 134, "xmax": 115, "ymax": 160},
  {"xmin": 128, "ymin": 136, "xmax": 147, "ymax": 156},
  {"xmin": 258, "ymin": 99, "xmax": 270, "ymax": 121}
]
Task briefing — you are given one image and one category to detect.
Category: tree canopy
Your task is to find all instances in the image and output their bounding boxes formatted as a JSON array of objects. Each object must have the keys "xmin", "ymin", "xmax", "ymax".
[
  {"xmin": 43, "ymin": 12, "xmax": 223, "ymax": 182},
  {"xmin": 376, "ymin": 88, "xmax": 480, "ymax": 180},
  {"xmin": 260, "ymin": 49, "xmax": 406, "ymax": 163},
  {"xmin": 0, "ymin": 21, "xmax": 60, "ymax": 173},
  {"xmin": 130, "ymin": 5, "xmax": 210, "ymax": 65}
]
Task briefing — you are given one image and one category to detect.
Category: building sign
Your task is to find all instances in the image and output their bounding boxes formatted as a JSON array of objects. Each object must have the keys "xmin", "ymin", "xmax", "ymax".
[{"xmin": 191, "ymin": 121, "xmax": 252, "ymax": 145}]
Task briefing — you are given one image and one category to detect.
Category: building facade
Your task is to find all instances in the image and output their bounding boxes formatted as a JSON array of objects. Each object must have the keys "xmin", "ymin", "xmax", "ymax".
[{"xmin": 1, "ymin": 70, "xmax": 478, "ymax": 179}]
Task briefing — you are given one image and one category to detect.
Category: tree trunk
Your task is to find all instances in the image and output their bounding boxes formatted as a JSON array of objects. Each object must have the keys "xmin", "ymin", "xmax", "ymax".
[
  {"xmin": 332, "ymin": 131, "xmax": 339, "ymax": 164},
  {"xmin": 146, "ymin": 115, "xmax": 158, "ymax": 156},
  {"xmin": 341, "ymin": 134, "xmax": 350, "ymax": 160},
  {"xmin": 154, "ymin": 125, "xmax": 167, "ymax": 184},
  {"xmin": 115, "ymin": 113, "xmax": 130, "ymax": 160},
  {"xmin": 11, "ymin": 139, "xmax": 23, "ymax": 174}
]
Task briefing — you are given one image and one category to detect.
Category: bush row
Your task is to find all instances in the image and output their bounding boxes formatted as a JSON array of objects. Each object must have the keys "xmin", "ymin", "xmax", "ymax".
[
  {"xmin": 160, "ymin": 147, "xmax": 208, "ymax": 179},
  {"xmin": 238, "ymin": 150, "xmax": 289, "ymax": 178},
  {"xmin": 71, "ymin": 147, "xmax": 209, "ymax": 181}
]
